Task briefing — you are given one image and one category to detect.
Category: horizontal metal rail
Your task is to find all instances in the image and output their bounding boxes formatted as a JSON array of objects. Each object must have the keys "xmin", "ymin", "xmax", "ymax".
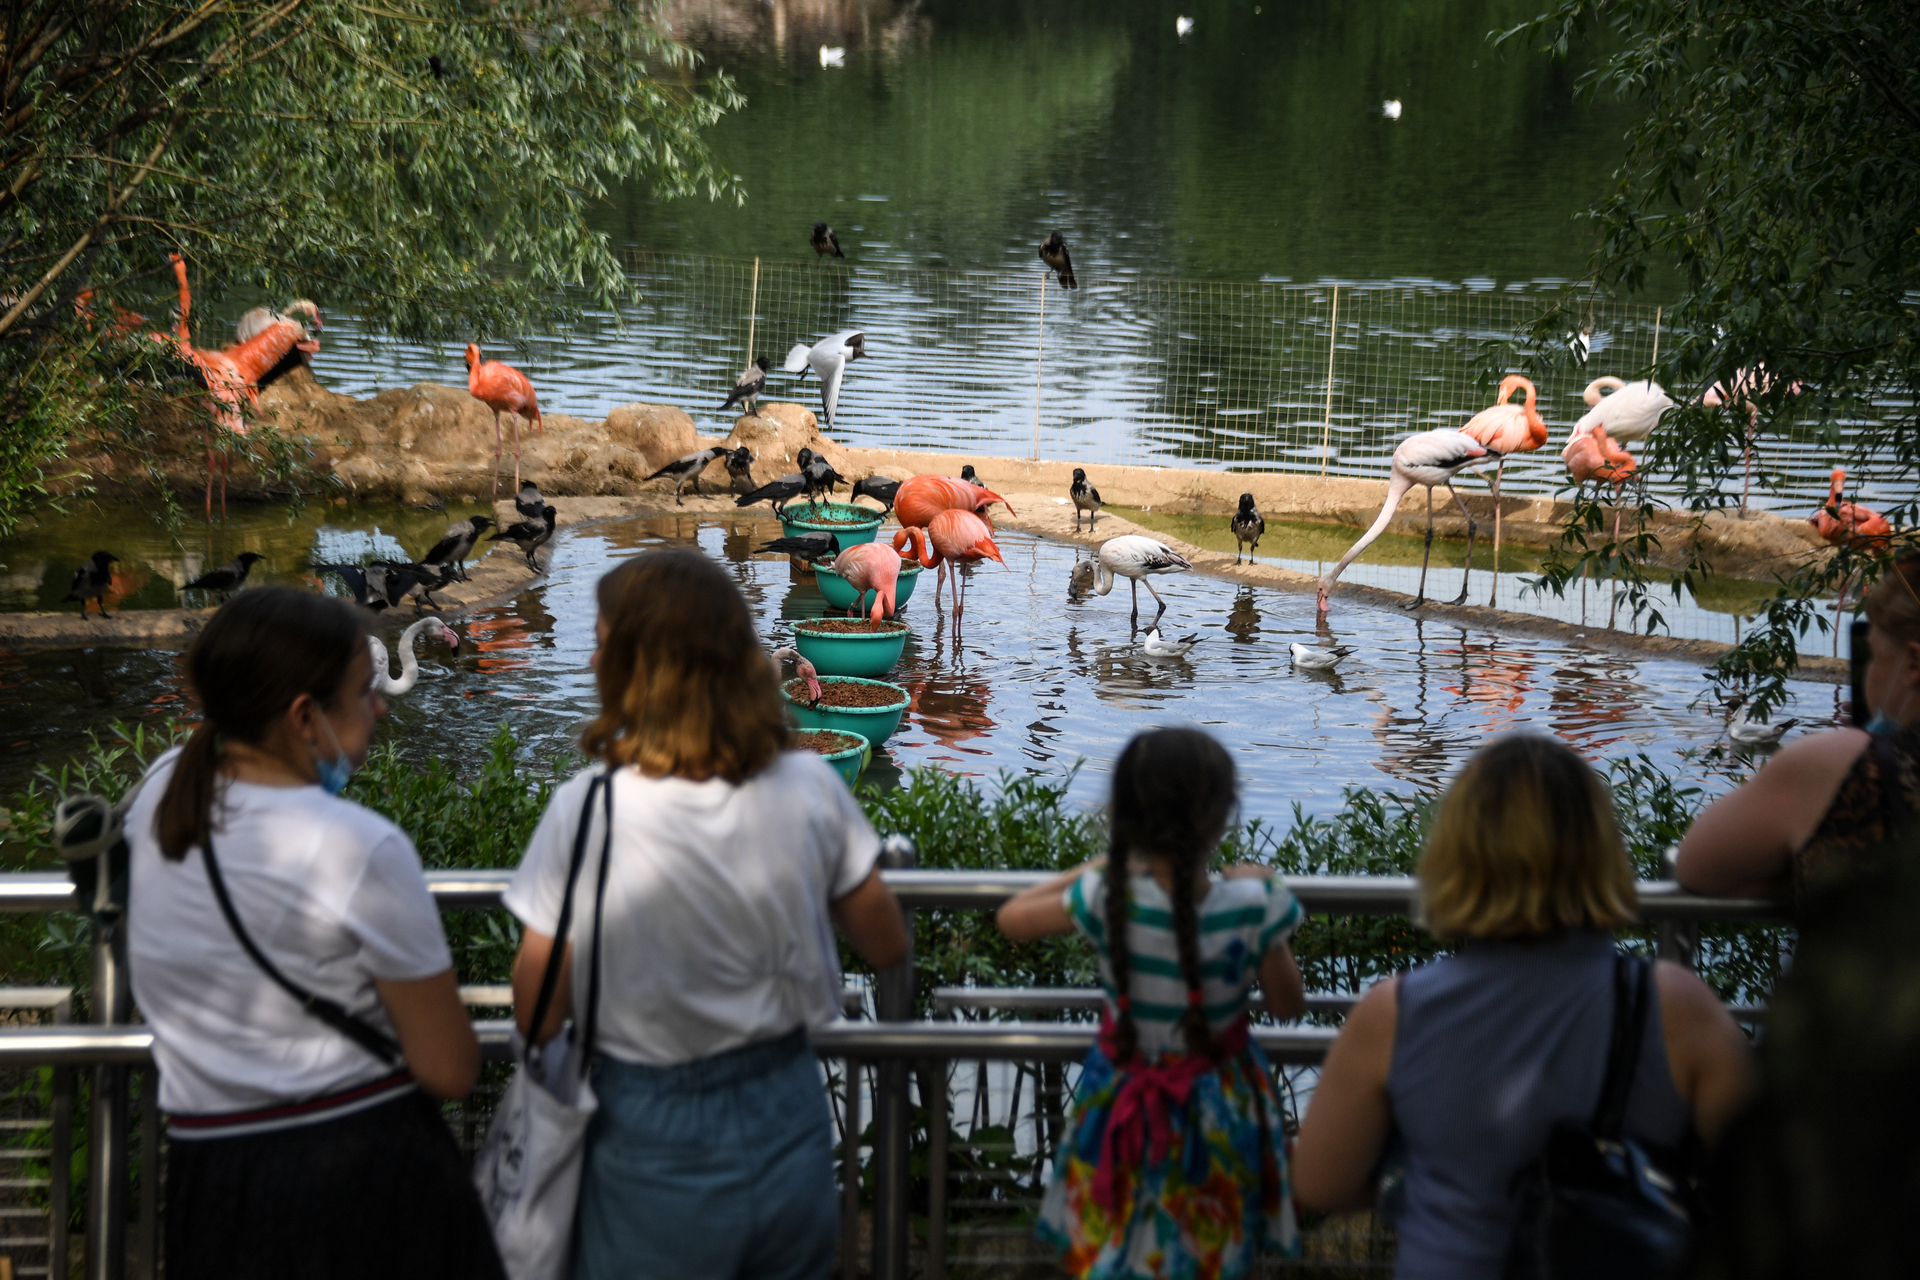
[
  {"xmin": 0, "ymin": 1019, "xmax": 1341, "ymax": 1067},
  {"xmin": 0, "ymin": 870, "xmax": 1786, "ymax": 920}
]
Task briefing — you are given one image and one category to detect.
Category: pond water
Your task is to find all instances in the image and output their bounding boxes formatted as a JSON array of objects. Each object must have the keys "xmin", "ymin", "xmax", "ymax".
[{"xmin": 2, "ymin": 511, "xmax": 1832, "ymax": 818}]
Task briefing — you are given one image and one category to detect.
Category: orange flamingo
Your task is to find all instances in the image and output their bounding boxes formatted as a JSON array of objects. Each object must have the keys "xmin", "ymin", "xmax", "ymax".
[
  {"xmin": 893, "ymin": 474, "xmax": 1015, "ymax": 531},
  {"xmin": 160, "ymin": 254, "xmax": 250, "ymax": 518},
  {"xmin": 894, "ymin": 508, "xmax": 1006, "ymax": 618},
  {"xmin": 465, "ymin": 343, "xmax": 543, "ymax": 500},
  {"xmin": 830, "ymin": 542, "xmax": 908, "ymax": 624},
  {"xmin": 1459, "ymin": 374, "xmax": 1549, "ymax": 605},
  {"xmin": 1810, "ymin": 467, "xmax": 1893, "ymax": 648}
]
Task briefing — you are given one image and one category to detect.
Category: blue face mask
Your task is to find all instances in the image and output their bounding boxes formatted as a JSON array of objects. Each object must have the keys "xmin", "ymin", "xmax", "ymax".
[
  {"xmin": 1866, "ymin": 690, "xmax": 1914, "ymax": 738},
  {"xmin": 312, "ymin": 716, "xmax": 354, "ymax": 796}
]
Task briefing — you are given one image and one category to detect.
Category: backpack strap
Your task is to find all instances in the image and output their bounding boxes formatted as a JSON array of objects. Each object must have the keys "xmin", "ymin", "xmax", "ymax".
[
  {"xmin": 202, "ymin": 834, "xmax": 403, "ymax": 1067},
  {"xmin": 525, "ymin": 771, "xmax": 609, "ymax": 1067},
  {"xmin": 578, "ymin": 773, "xmax": 615, "ymax": 1062},
  {"xmin": 1591, "ymin": 953, "xmax": 1651, "ymax": 1140}
]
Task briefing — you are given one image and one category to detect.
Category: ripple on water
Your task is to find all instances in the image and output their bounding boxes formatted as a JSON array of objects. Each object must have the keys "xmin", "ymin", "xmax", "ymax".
[{"xmin": 0, "ymin": 516, "xmax": 1831, "ymax": 817}]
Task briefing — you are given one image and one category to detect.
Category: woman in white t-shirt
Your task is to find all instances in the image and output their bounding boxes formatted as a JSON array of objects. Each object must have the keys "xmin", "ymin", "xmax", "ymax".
[
  {"xmin": 126, "ymin": 587, "xmax": 503, "ymax": 1280},
  {"xmin": 506, "ymin": 549, "xmax": 908, "ymax": 1280}
]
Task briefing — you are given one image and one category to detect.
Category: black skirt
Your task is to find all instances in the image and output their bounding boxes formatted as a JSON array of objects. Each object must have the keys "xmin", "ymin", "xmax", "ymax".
[{"xmin": 165, "ymin": 1089, "xmax": 506, "ymax": 1280}]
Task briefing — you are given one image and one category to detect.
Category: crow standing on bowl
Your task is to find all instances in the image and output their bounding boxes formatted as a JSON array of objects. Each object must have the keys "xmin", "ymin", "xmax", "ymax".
[
  {"xmin": 852, "ymin": 475, "xmax": 900, "ymax": 514},
  {"xmin": 720, "ymin": 357, "xmax": 770, "ymax": 417},
  {"xmin": 724, "ymin": 446, "xmax": 757, "ymax": 495},
  {"xmin": 1040, "ymin": 233, "xmax": 1077, "ymax": 289},
  {"xmin": 1070, "ymin": 468, "xmax": 1103, "ymax": 531},
  {"xmin": 183, "ymin": 552, "xmax": 265, "ymax": 601},
  {"xmin": 802, "ymin": 452, "xmax": 845, "ymax": 507},
  {"xmin": 421, "ymin": 515, "xmax": 496, "ymax": 581},
  {"xmin": 810, "ymin": 223, "xmax": 845, "ymax": 261},
  {"xmin": 757, "ymin": 531, "xmax": 841, "ymax": 562},
  {"xmin": 65, "ymin": 551, "xmax": 119, "ymax": 617},
  {"xmin": 1231, "ymin": 493, "xmax": 1265, "ymax": 564},
  {"xmin": 647, "ymin": 446, "xmax": 730, "ymax": 505},
  {"xmin": 488, "ymin": 503, "xmax": 557, "ymax": 569},
  {"xmin": 736, "ymin": 448, "xmax": 817, "ymax": 514}
]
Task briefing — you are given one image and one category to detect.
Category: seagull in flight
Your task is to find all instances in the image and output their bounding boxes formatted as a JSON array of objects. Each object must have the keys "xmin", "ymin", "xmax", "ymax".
[{"xmin": 786, "ymin": 330, "xmax": 867, "ymax": 431}]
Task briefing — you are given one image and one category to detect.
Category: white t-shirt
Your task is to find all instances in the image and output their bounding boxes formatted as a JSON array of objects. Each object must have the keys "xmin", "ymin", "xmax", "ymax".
[
  {"xmin": 504, "ymin": 751, "xmax": 881, "ymax": 1067},
  {"xmin": 126, "ymin": 748, "xmax": 454, "ymax": 1115}
]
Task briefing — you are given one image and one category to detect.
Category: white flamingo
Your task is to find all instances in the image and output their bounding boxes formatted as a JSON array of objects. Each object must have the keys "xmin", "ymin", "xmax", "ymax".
[
  {"xmin": 785, "ymin": 330, "xmax": 866, "ymax": 431},
  {"xmin": 367, "ymin": 617, "xmax": 460, "ymax": 697},
  {"xmin": 1317, "ymin": 429, "xmax": 1491, "ymax": 614},
  {"xmin": 1070, "ymin": 535, "xmax": 1193, "ymax": 627},
  {"xmin": 1572, "ymin": 376, "xmax": 1673, "ymax": 445}
]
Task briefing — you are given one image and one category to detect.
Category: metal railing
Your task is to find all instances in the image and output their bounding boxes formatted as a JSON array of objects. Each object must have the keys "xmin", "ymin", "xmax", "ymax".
[{"xmin": 0, "ymin": 864, "xmax": 1785, "ymax": 1280}]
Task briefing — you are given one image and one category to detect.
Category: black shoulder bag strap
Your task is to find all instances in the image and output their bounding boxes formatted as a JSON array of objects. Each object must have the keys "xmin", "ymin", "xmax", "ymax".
[
  {"xmin": 201, "ymin": 835, "xmax": 403, "ymax": 1067},
  {"xmin": 524, "ymin": 771, "xmax": 614, "ymax": 1069},
  {"xmin": 1871, "ymin": 733, "xmax": 1915, "ymax": 834},
  {"xmin": 1592, "ymin": 954, "xmax": 1651, "ymax": 1139}
]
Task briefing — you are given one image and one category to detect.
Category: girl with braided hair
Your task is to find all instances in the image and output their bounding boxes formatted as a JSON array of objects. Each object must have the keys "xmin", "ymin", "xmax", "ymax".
[{"xmin": 998, "ymin": 727, "xmax": 1306, "ymax": 1278}]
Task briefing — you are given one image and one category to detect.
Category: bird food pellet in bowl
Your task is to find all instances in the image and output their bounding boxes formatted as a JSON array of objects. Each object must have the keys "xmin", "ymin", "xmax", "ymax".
[
  {"xmin": 793, "ymin": 729, "xmax": 868, "ymax": 754},
  {"xmin": 796, "ymin": 618, "xmax": 908, "ymax": 636},
  {"xmin": 784, "ymin": 678, "xmax": 906, "ymax": 708}
]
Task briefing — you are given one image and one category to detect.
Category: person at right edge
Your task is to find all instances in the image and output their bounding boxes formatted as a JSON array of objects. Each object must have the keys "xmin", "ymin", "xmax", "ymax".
[{"xmin": 1677, "ymin": 553, "xmax": 1920, "ymax": 906}]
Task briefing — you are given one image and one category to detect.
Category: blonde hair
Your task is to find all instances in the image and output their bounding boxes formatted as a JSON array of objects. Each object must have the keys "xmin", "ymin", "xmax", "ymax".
[
  {"xmin": 1863, "ymin": 554, "xmax": 1920, "ymax": 647},
  {"xmin": 581, "ymin": 551, "xmax": 787, "ymax": 782},
  {"xmin": 1418, "ymin": 735, "xmax": 1636, "ymax": 940}
]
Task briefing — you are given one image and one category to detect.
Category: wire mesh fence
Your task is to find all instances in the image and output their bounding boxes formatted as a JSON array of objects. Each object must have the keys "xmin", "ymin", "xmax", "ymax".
[{"xmin": 317, "ymin": 248, "xmax": 1907, "ymax": 517}]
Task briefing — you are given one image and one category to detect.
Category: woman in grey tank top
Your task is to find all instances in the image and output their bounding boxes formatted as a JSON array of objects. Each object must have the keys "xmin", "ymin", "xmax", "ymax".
[{"xmin": 1290, "ymin": 735, "xmax": 1754, "ymax": 1278}]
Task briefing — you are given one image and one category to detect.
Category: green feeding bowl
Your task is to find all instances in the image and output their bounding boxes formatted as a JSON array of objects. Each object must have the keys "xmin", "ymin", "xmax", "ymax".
[
  {"xmin": 779, "ymin": 502, "xmax": 884, "ymax": 548},
  {"xmin": 791, "ymin": 618, "xmax": 909, "ymax": 678},
  {"xmin": 813, "ymin": 560, "xmax": 923, "ymax": 615},
  {"xmin": 782, "ymin": 676, "xmax": 911, "ymax": 747},
  {"xmin": 794, "ymin": 728, "xmax": 872, "ymax": 786}
]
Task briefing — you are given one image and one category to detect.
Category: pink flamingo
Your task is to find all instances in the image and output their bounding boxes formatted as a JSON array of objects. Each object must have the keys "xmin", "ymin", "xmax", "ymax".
[
  {"xmin": 159, "ymin": 254, "xmax": 250, "ymax": 518},
  {"xmin": 830, "ymin": 542, "xmax": 907, "ymax": 624},
  {"xmin": 465, "ymin": 343, "xmax": 543, "ymax": 500},
  {"xmin": 1704, "ymin": 365, "xmax": 1803, "ymax": 510},
  {"xmin": 1563, "ymin": 422, "xmax": 1640, "ymax": 629},
  {"xmin": 1810, "ymin": 467, "xmax": 1893, "ymax": 650},
  {"xmin": 1458, "ymin": 374, "xmax": 1549, "ymax": 604},
  {"xmin": 894, "ymin": 508, "xmax": 1006, "ymax": 618},
  {"xmin": 1318, "ymin": 429, "xmax": 1490, "ymax": 614},
  {"xmin": 893, "ymin": 474, "xmax": 1015, "ymax": 531}
]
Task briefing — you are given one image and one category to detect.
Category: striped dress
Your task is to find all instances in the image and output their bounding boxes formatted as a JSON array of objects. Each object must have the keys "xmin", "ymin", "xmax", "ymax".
[{"xmin": 1037, "ymin": 869, "xmax": 1304, "ymax": 1279}]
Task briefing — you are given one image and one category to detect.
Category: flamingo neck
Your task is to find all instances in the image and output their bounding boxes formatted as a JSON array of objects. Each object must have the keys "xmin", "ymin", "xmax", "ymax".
[{"xmin": 1322, "ymin": 475, "xmax": 1413, "ymax": 588}]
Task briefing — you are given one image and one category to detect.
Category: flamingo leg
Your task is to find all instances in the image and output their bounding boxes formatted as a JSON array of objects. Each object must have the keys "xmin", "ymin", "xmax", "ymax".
[
  {"xmin": 491, "ymin": 410, "xmax": 504, "ymax": 502},
  {"xmin": 1141, "ymin": 577, "xmax": 1168, "ymax": 618},
  {"xmin": 1406, "ymin": 486, "xmax": 1436, "ymax": 609},
  {"xmin": 1446, "ymin": 484, "xmax": 1477, "ymax": 606},
  {"xmin": 1834, "ymin": 569, "xmax": 1854, "ymax": 656},
  {"xmin": 220, "ymin": 443, "xmax": 230, "ymax": 521},
  {"xmin": 204, "ymin": 435, "xmax": 215, "ymax": 522},
  {"xmin": 1486, "ymin": 459, "xmax": 1505, "ymax": 608},
  {"xmin": 512, "ymin": 415, "xmax": 523, "ymax": 493},
  {"xmin": 1128, "ymin": 577, "xmax": 1140, "ymax": 630},
  {"xmin": 1607, "ymin": 484, "xmax": 1627, "ymax": 631}
]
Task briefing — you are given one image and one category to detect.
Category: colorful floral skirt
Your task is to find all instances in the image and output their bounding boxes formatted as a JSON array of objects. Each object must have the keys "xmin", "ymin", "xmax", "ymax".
[{"xmin": 1037, "ymin": 1039, "xmax": 1299, "ymax": 1279}]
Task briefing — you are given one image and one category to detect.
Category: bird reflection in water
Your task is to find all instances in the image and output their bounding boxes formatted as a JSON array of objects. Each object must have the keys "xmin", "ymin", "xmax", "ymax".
[
  {"xmin": 1437, "ymin": 639, "xmax": 1535, "ymax": 728},
  {"xmin": 1367, "ymin": 620, "xmax": 1479, "ymax": 792},
  {"xmin": 1546, "ymin": 656, "xmax": 1645, "ymax": 754},
  {"xmin": 465, "ymin": 598, "xmax": 552, "ymax": 677},
  {"xmin": 899, "ymin": 615, "xmax": 995, "ymax": 753},
  {"xmin": 1225, "ymin": 587, "xmax": 1262, "ymax": 645}
]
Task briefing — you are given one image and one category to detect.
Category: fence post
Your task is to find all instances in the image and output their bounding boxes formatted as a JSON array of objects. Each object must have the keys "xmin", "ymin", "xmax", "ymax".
[
  {"xmin": 1656, "ymin": 848, "xmax": 1699, "ymax": 970},
  {"xmin": 86, "ymin": 910, "xmax": 130, "ymax": 1280},
  {"xmin": 871, "ymin": 835, "xmax": 918, "ymax": 1280},
  {"xmin": 49, "ymin": 996, "xmax": 72, "ymax": 1280},
  {"xmin": 1319, "ymin": 285, "xmax": 1339, "ymax": 477},
  {"xmin": 1032, "ymin": 274, "xmax": 1046, "ymax": 462}
]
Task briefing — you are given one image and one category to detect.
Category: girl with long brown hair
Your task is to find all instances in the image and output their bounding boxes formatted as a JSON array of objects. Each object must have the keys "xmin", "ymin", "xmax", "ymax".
[
  {"xmin": 997, "ymin": 727, "xmax": 1307, "ymax": 1278},
  {"xmin": 124, "ymin": 587, "xmax": 500, "ymax": 1279},
  {"xmin": 505, "ymin": 550, "xmax": 906, "ymax": 1280}
]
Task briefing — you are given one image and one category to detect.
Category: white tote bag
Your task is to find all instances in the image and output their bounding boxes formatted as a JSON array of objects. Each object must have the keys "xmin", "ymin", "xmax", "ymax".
[{"xmin": 475, "ymin": 772, "xmax": 613, "ymax": 1280}]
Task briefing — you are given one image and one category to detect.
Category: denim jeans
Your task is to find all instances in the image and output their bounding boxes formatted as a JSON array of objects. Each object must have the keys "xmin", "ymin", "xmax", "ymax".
[{"xmin": 573, "ymin": 1028, "xmax": 837, "ymax": 1280}]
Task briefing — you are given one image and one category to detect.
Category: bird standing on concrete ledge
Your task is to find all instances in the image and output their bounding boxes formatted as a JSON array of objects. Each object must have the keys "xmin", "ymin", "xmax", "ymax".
[
  {"xmin": 422, "ymin": 516, "xmax": 496, "ymax": 581},
  {"xmin": 647, "ymin": 446, "xmax": 730, "ymax": 504},
  {"xmin": 1230, "ymin": 494, "xmax": 1265, "ymax": 564},
  {"xmin": 488, "ymin": 504, "xmax": 557, "ymax": 569},
  {"xmin": 183, "ymin": 552, "xmax": 266, "ymax": 601},
  {"xmin": 1070, "ymin": 469, "xmax": 1103, "ymax": 531},
  {"xmin": 65, "ymin": 551, "xmax": 119, "ymax": 617}
]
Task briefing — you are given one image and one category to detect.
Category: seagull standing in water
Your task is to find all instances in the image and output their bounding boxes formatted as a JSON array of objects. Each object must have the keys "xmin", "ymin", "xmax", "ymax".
[
  {"xmin": 1290, "ymin": 642, "xmax": 1352, "ymax": 672},
  {"xmin": 1141, "ymin": 628, "xmax": 1200, "ymax": 660},
  {"xmin": 786, "ymin": 330, "xmax": 866, "ymax": 431},
  {"xmin": 1317, "ymin": 429, "xmax": 1490, "ymax": 614},
  {"xmin": 1070, "ymin": 535, "xmax": 1193, "ymax": 628},
  {"xmin": 1728, "ymin": 707, "xmax": 1797, "ymax": 750}
]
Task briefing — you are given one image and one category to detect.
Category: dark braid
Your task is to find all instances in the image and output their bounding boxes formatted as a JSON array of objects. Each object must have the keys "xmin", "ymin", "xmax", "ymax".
[
  {"xmin": 1107, "ymin": 728, "xmax": 1238, "ymax": 1061},
  {"xmin": 1104, "ymin": 823, "xmax": 1138, "ymax": 1063}
]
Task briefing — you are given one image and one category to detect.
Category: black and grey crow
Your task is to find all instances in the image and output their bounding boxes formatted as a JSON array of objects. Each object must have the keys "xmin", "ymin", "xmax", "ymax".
[
  {"xmin": 64, "ymin": 551, "xmax": 119, "ymax": 618},
  {"xmin": 960, "ymin": 465, "xmax": 985, "ymax": 488},
  {"xmin": 422, "ymin": 516, "xmax": 497, "ymax": 581},
  {"xmin": 646, "ymin": 446, "xmax": 730, "ymax": 505},
  {"xmin": 515, "ymin": 481, "xmax": 544, "ymax": 523},
  {"xmin": 851, "ymin": 475, "xmax": 900, "ymax": 514},
  {"xmin": 1231, "ymin": 493, "xmax": 1265, "ymax": 564},
  {"xmin": 183, "ymin": 552, "xmax": 265, "ymax": 600},
  {"xmin": 1070, "ymin": 468, "xmax": 1103, "ymax": 532},
  {"xmin": 810, "ymin": 222, "xmax": 845, "ymax": 261},
  {"xmin": 724, "ymin": 446, "xmax": 756, "ymax": 494},
  {"xmin": 757, "ymin": 532, "xmax": 841, "ymax": 562},
  {"xmin": 735, "ymin": 448, "xmax": 818, "ymax": 513},
  {"xmin": 801, "ymin": 452, "xmax": 844, "ymax": 506},
  {"xmin": 719, "ymin": 357, "xmax": 771, "ymax": 417},
  {"xmin": 487, "ymin": 504, "xmax": 557, "ymax": 569},
  {"xmin": 1040, "ymin": 233, "xmax": 1077, "ymax": 289},
  {"xmin": 311, "ymin": 562, "xmax": 381, "ymax": 610},
  {"xmin": 370, "ymin": 560, "xmax": 457, "ymax": 612}
]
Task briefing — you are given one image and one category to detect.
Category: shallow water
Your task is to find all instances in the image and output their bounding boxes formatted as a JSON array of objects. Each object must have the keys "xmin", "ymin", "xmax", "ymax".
[{"xmin": 2, "ymin": 512, "xmax": 1834, "ymax": 818}]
